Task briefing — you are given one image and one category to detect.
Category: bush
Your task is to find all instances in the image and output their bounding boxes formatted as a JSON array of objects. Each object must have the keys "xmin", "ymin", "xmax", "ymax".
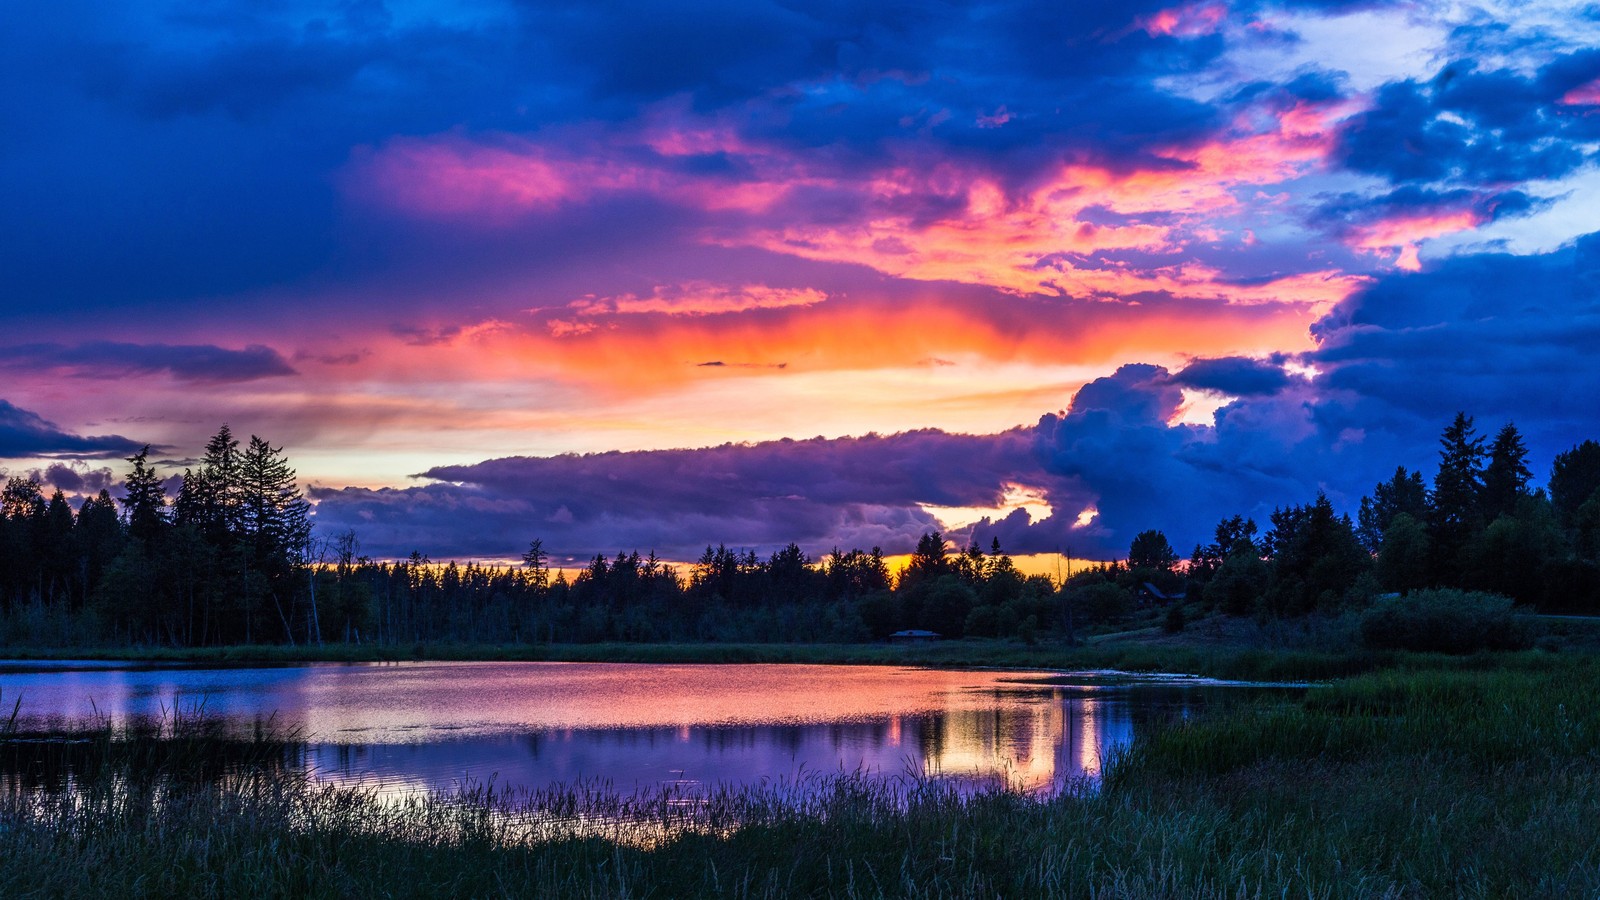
[
  {"xmin": 1070, "ymin": 582, "xmax": 1132, "ymax": 624},
  {"xmin": 1163, "ymin": 604, "xmax": 1186, "ymax": 634},
  {"xmin": 1358, "ymin": 589, "xmax": 1532, "ymax": 654}
]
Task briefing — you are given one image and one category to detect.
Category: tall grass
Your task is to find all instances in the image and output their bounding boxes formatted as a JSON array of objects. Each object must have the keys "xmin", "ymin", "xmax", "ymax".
[{"xmin": 7, "ymin": 659, "xmax": 1600, "ymax": 896}]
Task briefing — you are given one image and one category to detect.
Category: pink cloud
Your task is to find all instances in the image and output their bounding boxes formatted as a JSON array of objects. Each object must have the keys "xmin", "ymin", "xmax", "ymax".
[
  {"xmin": 568, "ymin": 283, "xmax": 828, "ymax": 318},
  {"xmin": 1560, "ymin": 79, "xmax": 1600, "ymax": 106},
  {"xmin": 1140, "ymin": 2, "xmax": 1227, "ymax": 37},
  {"xmin": 1347, "ymin": 209, "xmax": 1483, "ymax": 271},
  {"xmin": 345, "ymin": 93, "xmax": 1372, "ymax": 312}
]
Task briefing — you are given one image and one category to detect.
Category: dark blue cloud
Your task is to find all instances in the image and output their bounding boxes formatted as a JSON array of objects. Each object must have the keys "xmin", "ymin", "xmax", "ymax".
[
  {"xmin": 0, "ymin": 0, "xmax": 1243, "ymax": 324},
  {"xmin": 1335, "ymin": 52, "xmax": 1600, "ymax": 186},
  {"xmin": 1309, "ymin": 231, "xmax": 1600, "ymax": 451},
  {"xmin": 0, "ymin": 400, "xmax": 144, "ymax": 460},
  {"xmin": 1, "ymin": 343, "xmax": 296, "ymax": 383},
  {"xmin": 1172, "ymin": 356, "xmax": 1293, "ymax": 396}
]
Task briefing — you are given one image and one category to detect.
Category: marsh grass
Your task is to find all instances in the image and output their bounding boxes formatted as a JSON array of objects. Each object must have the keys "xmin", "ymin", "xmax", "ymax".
[{"xmin": 7, "ymin": 659, "xmax": 1600, "ymax": 897}]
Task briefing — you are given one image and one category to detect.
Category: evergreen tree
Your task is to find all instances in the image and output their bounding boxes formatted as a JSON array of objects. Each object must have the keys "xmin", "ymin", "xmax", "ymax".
[
  {"xmin": 521, "ymin": 538, "xmax": 550, "ymax": 592},
  {"xmin": 1357, "ymin": 467, "xmax": 1428, "ymax": 553},
  {"xmin": 1264, "ymin": 494, "xmax": 1369, "ymax": 614},
  {"xmin": 1430, "ymin": 413, "xmax": 1487, "ymax": 576},
  {"xmin": 75, "ymin": 490, "xmax": 123, "ymax": 598},
  {"xmin": 240, "ymin": 435, "xmax": 311, "ymax": 558},
  {"xmin": 1551, "ymin": 440, "xmax": 1600, "ymax": 526},
  {"xmin": 1482, "ymin": 423, "xmax": 1533, "ymax": 522},
  {"xmin": 40, "ymin": 490, "xmax": 75, "ymax": 604},
  {"xmin": 899, "ymin": 532, "xmax": 950, "ymax": 589},
  {"xmin": 183, "ymin": 425, "xmax": 243, "ymax": 546},
  {"xmin": 121, "ymin": 447, "xmax": 168, "ymax": 543},
  {"xmin": 1375, "ymin": 512, "xmax": 1430, "ymax": 592}
]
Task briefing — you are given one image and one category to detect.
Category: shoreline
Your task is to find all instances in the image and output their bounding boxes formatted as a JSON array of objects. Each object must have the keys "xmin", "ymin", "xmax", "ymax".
[{"xmin": 0, "ymin": 631, "xmax": 1566, "ymax": 682}]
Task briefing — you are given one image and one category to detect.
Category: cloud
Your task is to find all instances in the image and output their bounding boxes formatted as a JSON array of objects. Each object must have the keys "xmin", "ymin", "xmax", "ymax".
[
  {"xmin": 25, "ymin": 462, "xmax": 116, "ymax": 495},
  {"xmin": 566, "ymin": 283, "xmax": 827, "ymax": 318},
  {"xmin": 311, "ymin": 229, "xmax": 1600, "ymax": 563},
  {"xmin": 1171, "ymin": 355, "xmax": 1292, "ymax": 396},
  {"xmin": 310, "ymin": 429, "xmax": 1046, "ymax": 561},
  {"xmin": 0, "ymin": 400, "xmax": 144, "ymax": 460},
  {"xmin": 1, "ymin": 342, "xmax": 296, "ymax": 383},
  {"xmin": 1334, "ymin": 53, "xmax": 1600, "ymax": 186}
]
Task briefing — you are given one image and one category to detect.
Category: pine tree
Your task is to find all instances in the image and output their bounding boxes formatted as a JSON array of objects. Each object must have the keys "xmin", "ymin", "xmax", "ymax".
[
  {"xmin": 521, "ymin": 538, "xmax": 550, "ymax": 592},
  {"xmin": 1551, "ymin": 440, "xmax": 1600, "ymax": 526},
  {"xmin": 1430, "ymin": 413, "xmax": 1486, "ymax": 578},
  {"xmin": 1482, "ymin": 423, "xmax": 1532, "ymax": 522},
  {"xmin": 1357, "ymin": 467, "xmax": 1428, "ymax": 552},
  {"xmin": 189, "ymin": 424, "xmax": 243, "ymax": 546},
  {"xmin": 121, "ymin": 447, "xmax": 168, "ymax": 543}
]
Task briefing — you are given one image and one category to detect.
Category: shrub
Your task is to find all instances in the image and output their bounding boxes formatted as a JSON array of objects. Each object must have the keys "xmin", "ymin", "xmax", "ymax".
[
  {"xmin": 1358, "ymin": 589, "xmax": 1532, "ymax": 654},
  {"xmin": 1163, "ymin": 604, "xmax": 1186, "ymax": 634}
]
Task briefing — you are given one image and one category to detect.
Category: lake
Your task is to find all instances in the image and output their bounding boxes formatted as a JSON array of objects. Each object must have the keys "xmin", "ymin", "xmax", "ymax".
[{"xmin": 0, "ymin": 660, "xmax": 1294, "ymax": 797}]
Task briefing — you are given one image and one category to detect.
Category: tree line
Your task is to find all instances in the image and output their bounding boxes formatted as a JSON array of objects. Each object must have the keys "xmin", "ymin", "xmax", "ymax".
[
  {"xmin": 1, "ymin": 426, "xmax": 313, "ymax": 645},
  {"xmin": 1, "ymin": 413, "xmax": 1598, "ymax": 648}
]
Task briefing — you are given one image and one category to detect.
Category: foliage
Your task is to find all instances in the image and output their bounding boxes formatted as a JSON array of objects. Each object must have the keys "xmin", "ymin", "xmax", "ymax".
[
  {"xmin": 1127, "ymin": 529, "xmax": 1178, "ymax": 571},
  {"xmin": 1358, "ymin": 589, "xmax": 1532, "ymax": 654}
]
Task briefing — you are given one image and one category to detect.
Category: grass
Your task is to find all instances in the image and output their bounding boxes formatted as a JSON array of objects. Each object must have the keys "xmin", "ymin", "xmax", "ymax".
[
  {"xmin": 0, "ymin": 633, "xmax": 1519, "ymax": 682},
  {"xmin": 7, "ymin": 656, "xmax": 1600, "ymax": 896}
]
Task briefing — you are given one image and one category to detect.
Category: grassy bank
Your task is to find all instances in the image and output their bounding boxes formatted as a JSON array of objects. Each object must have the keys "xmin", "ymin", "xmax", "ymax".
[
  {"xmin": 11, "ymin": 606, "xmax": 1594, "ymax": 682},
  {"xmin": 6, "ymin": 656, "xmax": 1600, "ymax": 897},
  {"xmin": 0, "ymin": 632, "xmax": 1553, "ymax": 682}
]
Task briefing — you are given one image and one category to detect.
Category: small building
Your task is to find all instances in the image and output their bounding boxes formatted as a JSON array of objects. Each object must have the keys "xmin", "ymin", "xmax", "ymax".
[
  {"xmin": 1136, "ymin": 583, "xmax": 1187, "ymax": 605},
  {"xmin": 889, "ymin": 629, "xmax": 942, "ymax": 643}
]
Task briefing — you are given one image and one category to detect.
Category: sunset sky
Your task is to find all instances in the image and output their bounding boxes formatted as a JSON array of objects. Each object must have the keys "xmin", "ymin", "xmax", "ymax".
[{"xmin": 4, "ymin": 0, "xmax": 1599, "ymax": 564}]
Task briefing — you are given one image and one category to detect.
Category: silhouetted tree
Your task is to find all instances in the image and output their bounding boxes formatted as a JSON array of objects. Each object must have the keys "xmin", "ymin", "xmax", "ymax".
[
  {"xmin": 1551, "ymin": 440, "xmax": 1600, "ymax": 526},
  {"xmin": 899, "ymin": 532, "xmax": 950, "ymax": 589},
  {"xmin": 1265, "ymin": 494, "xmax": 1368, "ymax": 614},
  {"xmin": 1375, "ymin": 512, "xmax": 1430, "ymax": 592},
  {"xmin": 1482, "ymin": 423, "xmax": 1533, "ymax": 523},
  {"xmin": 1357, "ymin": 467, "xmax": 1428, "ymax": 553},
  {"xmin": 1430, "ymin": 413, "xmax": 1487, "ymax": 577},
  {"xmin": 121, "ymin": 448, "xmax": 168, "ymax": 544},
  {"xmin": 1127, "ymin": 530, "xmax": 1178, "ymax": 572}
]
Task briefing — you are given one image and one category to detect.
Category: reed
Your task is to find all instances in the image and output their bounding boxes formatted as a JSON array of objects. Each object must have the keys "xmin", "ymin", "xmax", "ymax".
[{"xmin": 6, "ymin": 659, "xmax": 1600, "ymax": 897}]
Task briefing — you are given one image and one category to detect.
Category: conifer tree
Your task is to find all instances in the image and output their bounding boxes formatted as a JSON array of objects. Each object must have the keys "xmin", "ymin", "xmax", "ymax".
[
  {"xmin": 1482, "ymin": 423, "xmax": 1533, "ymax": 522},
  {"xmin": 121, "ymin": 447, "xmax": 168, "ymax": 543},
  {"xmin": 1430, "ymin": 413, "xmax": 1486, "ymax": 575}
]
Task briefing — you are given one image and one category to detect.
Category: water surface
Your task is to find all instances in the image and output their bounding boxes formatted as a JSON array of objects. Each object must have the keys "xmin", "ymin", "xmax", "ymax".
[{"xmin": 0, "ymin": 660, "xmax": 1291, "ymax": 796}]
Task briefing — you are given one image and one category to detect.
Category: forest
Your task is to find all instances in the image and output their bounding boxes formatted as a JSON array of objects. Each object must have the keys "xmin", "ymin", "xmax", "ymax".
[{"xmin": 1, "ymin": 414, "xmax": 1598, "ymax": 648}]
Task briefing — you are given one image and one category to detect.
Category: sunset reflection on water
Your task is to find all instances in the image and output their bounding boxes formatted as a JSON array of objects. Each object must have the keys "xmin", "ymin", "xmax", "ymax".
[{"xmin": 1, "ymin": 661, "xmax": 1248, "ymax": 797}]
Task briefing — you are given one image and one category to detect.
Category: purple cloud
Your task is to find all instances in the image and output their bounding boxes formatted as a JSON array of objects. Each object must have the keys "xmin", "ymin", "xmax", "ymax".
[
  {"xmin": 1, "ymin": 343, "xmax": 296, "ymax": 383},
  {"xmin": 311, "ymin": 430, "xmax": 1051, "ymax": 561},
  {"xmin": 0, "ymin": 400, "xmax": 144, "ymax": 460}
]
